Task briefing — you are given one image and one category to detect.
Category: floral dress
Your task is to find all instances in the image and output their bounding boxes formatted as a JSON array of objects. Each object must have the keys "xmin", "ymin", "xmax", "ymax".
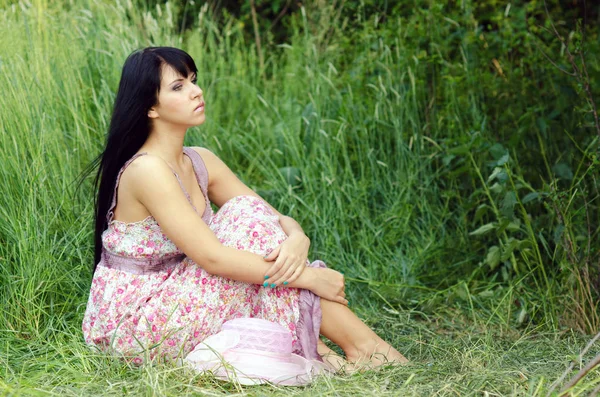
[{"xmin": 82, "ymin": 147, "xmax": 324, "ymax": 364}]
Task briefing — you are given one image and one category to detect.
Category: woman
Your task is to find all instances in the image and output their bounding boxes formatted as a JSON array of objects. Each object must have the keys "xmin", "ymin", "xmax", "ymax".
[{"xmin": 82, "ymin": 47, "xmax": 407, "ymax": 380}]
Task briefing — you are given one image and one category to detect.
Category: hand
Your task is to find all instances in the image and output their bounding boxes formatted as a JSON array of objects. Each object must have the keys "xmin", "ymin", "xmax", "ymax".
[
  {"xmin": 263, "ymin": 233, "xmax": 310, "ymax": 286},
  {"xmin": 306, "ymin": 267, "xmax": 348, "ymax": 305}
]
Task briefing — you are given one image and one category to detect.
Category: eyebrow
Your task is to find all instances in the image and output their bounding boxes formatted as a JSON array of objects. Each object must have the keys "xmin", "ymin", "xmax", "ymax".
[
  {"xmin": 168, "ymin": 74, "xmax": 197, "ymax": 86},
  {"xmin": 168, "ymin": 78, "xmax": 184, "ymax": 86}
]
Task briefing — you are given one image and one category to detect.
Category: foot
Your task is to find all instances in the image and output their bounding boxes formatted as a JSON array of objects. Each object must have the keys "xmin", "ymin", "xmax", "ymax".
[
  {"xmin": 317, "ymin": 340, "xmax": 352, "ymax": 374},
  {"xmin": 345, "ymin": 338, "xmax": 408, "ymax": 372}
]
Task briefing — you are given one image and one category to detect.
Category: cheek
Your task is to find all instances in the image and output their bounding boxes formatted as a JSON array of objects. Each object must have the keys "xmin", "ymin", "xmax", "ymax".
[
  {"xmin": 162, "ymin": 97, "xmax": 187, "ymax": 115},
  {"xmin": 158, "ymin": 91, "xmax": 185, "ymax": 107},
  {"xmin": 166, "ymin": 94, "xmax": 184, "ymax": 107}
]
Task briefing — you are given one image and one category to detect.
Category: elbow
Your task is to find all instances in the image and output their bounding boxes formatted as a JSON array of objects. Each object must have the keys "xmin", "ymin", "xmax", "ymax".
[{"xmin": 189, "ymin": 247, "xmax": 222, "ymax": 275}]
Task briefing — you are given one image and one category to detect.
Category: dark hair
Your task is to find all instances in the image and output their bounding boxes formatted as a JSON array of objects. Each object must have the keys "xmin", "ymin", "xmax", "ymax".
[{"xmin": 81, "ymin": 47, "xmax": 197, "ymax": 271}]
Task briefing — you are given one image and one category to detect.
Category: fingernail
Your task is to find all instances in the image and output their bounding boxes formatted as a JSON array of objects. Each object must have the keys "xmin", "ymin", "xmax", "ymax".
[
  {"xmin": 270, "ymin": 283, "xmax": 276, "ymax": 288},
  {"xmin": 263, "ymin": 281, "xmax": 269, "ymax": 287},
  {"xmin": 263, "ymin": 256, "xmax": 268, "ymax": 259},
  {"xmin": 283, "ymin": 281, "xmax": 288, "ymax": 285},
  {"xmin": 264, "ymin": 275, "xmax": 269, "ymax": 279}
]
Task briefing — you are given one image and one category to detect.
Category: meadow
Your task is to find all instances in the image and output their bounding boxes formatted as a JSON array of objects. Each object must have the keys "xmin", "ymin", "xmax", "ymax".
[{"xmin": 1, "ymin": 0, "xmax": 599, "ymax": 395}]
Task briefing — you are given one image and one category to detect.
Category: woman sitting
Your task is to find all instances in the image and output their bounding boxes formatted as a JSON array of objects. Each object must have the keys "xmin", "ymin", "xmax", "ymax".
[{"xmin": 82, "ymin": 46, "xmax": 407, "ymax": 384}]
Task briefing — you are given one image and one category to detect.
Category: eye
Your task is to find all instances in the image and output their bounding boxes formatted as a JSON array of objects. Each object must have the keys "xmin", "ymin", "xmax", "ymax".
[
  {"xmin": 173, "ymin": 84, "xmax": 182, "ymax": 91},
  {"xmin": 192, "ymin": 77, "xmax": 198, "ymax": 85}
]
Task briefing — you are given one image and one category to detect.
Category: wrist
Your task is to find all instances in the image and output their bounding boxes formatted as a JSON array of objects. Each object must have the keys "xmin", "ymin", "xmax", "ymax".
[{"xmin": 289, "ymin": 266, "xmax": 314, "ymax": 290}]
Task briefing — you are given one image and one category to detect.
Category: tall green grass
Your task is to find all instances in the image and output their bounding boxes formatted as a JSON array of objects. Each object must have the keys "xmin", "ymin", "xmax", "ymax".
[{"xmin": 1, "ymin": 0, "xmax": 599, "ymax": 395}]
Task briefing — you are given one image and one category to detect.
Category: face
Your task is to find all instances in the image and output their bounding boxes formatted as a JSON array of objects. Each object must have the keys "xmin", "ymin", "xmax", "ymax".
[{"xmin": 148, "ymin": 65, "xmax": 205, "ymax": 127}]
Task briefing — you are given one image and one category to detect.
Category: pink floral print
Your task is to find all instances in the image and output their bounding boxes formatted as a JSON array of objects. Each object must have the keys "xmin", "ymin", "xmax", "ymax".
[{"xmin": 82, "ymin": 195, "xmax": 304, "ymax": 362}]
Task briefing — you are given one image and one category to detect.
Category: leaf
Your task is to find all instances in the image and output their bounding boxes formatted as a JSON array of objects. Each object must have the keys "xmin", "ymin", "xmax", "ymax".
[
  {"xmin": 496, "ymin": 217, "xmax": 519, "ymax": 234},
  {"xmin": 489, "ymin": 182, "xmax": 503, "ymax": 194},
  {"xmin": 518, "ymin": 240, "xmax": 532, "ymax": 250},
  {"xmin": 448, "ymin": 144, "xmax": 471, "ymax": 155},
  {"xmin": 485, "ymin": 246, "xmax": 501, "ymax": 270},
  {"xmin": 487, "ymin": 167, "xmax": 504, "ymax": 183},
  {"xmin": 488, "ymin": 143, "xmax": 510, "ymax": 167},
  {"xmin": 496, "ymin": 153, "xmax": 510, "ymax": 166},
  {"xmin": 506, "ymin": 219, "xmax": 521, "ymax": 232},
  {"xmin": 501, "ymin": 191, "xmax": 517, "ymax": 218},
  {"xmin": 469, "ymin": 223, "xmax": 497, "ymax": 236},
  {"xmin": 501, "ymin": 265, "xmax": 509, "ymax": 281},
  {"xmin": 501, "ymin": 238, "xmax": 520, "ymax": 261},
  {"xmin": 522, "ymin": 192, "xmax": 539, "ymax": 204},
  {"xmin": 489, "ymin": 143, "xmax": 507, "ymax": 160},
  {"xmin": 552, "ymin": 163, "xmax": 573, "ymax": 181},
  {"xmin": 517, "ymin": 308, "xmax": 528, "ymax": 324},
  {"xmin": 442, "ymin": 154, "xmax": 455, "ymax": 166},
  {"xmin": 474, "ymin": 204, "xmax": 490, "ymax": 223}
]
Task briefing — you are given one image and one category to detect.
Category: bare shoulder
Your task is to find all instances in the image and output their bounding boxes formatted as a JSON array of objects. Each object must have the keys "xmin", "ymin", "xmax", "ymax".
[
  {"xmin": 187, "ymin": 146, "xmax": 272, "ymax": 211},
  {"xmin": 189, "ymin": 146, "xmax": 222, "ymax": 182},
  {"xmin": 112, "ymin": 154, "xmax": 182, "ymax": 222},
  {"xmin": 119, "ymin": 154, "xmax": 176, "ymax": 191},
  {"xmin": 189, "ymin": 146, "xmax": 219, "ymax": 164}
]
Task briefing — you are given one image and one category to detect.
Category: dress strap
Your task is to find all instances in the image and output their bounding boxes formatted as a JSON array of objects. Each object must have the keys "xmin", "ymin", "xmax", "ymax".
[
  {"xmin": 169, "ymin": 169, "xmax": 196, "ymax": 211},
  {"xmin": 106, "ymin": 152, "xmax": 148, "ymax": 224},
  {"xmin": 183, "ymin": 147, "xmax": 210, "ymax": 202}
]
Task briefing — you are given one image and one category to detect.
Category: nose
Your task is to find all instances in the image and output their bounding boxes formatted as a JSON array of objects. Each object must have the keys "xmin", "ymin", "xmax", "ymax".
[{"xmin": 192, "ymin": 84, "xmax": 202, "ymax": 98}]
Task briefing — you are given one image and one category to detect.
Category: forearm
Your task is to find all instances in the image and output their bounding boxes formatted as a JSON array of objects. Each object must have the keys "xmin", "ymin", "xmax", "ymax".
[{"xmin": 204, "ymin": 246, "xmax": 313, "ymax": 289}]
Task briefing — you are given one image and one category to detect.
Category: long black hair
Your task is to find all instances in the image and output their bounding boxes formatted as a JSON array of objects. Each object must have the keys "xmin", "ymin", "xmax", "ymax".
[{"xmin": 81, "ymin": 47, "xmax": 197, "ymax": 271}]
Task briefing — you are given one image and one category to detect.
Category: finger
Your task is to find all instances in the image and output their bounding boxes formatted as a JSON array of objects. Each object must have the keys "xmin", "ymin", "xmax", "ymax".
[
  {"xmin": 264, "ymin": 249, "xmax": 287, "ymax": 278},
  {"xmin": 335, "ymin": 296, "xmax": 349, "ymax": 306},
  {"xmin": 270, "ymin": 258, "xmax": 296, "ymax": 286},
  {"xmin": 284, "ymin": 264, "xmax": 305, "ymax": 285},
  {"xmin": 264, "ymin": 245, "xmax": 281, "ymax": 262},
  {"xmin": 265, "ymin": 255, "xmax": 289, "ymax": 285},
  {"xmin": 264, "ymin": 262, "xmax": 283, "ymax": 284},
  {"xmin": 273, "ymin": 262, "xmax": 300, "ymax": 286}
]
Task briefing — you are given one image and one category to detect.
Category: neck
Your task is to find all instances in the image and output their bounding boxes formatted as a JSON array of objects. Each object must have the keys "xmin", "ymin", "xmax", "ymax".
[{"xmin": 140, "ymin": 122, "xmax": 188, "ymax": 168}]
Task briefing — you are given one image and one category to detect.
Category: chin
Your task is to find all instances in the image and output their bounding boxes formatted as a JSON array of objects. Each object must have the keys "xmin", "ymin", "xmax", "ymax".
[{"xmin": 191, "ymin": 114, "xmax": 206, "ymax": 126}]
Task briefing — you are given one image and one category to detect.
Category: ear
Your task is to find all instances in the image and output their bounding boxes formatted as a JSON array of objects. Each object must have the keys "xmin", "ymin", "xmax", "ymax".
[{"xmin": 148, "ymin": 107, "xmax": 159, "ymax": 119}]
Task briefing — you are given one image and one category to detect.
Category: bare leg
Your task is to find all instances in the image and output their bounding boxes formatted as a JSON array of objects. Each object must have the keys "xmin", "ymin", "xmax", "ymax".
[{"xmin": 319, "ymin": 299, "xmax": 408, "ymax": 369}]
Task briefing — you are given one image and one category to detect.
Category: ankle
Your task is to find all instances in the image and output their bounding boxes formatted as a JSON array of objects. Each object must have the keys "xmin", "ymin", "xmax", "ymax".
[
  {"xmin": 344, "ymin": 338, "xmax": 382, "ymax": 362},
  {"xmin": 345, "ymin": 338, "xmax": 407, "ymax": 365}
]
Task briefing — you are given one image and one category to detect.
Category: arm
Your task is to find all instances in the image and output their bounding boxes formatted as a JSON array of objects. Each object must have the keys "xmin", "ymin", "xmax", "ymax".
[
  {"xmin": 193, "ymin": 147, "xmax": 310, "ymax": 284},
  {"xmin": 127, "ymin": 155, "xmax": 347, "ymax": 304},
  {"xmin": 127, "ymin": 155, "xmax": 277, "ymax": 284}
]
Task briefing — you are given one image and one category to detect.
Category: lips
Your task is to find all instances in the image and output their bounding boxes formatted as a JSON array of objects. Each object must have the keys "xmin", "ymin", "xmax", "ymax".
[{"xmin": 194, "ymin": 101, "xmax": 205, "ymax": 113}]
